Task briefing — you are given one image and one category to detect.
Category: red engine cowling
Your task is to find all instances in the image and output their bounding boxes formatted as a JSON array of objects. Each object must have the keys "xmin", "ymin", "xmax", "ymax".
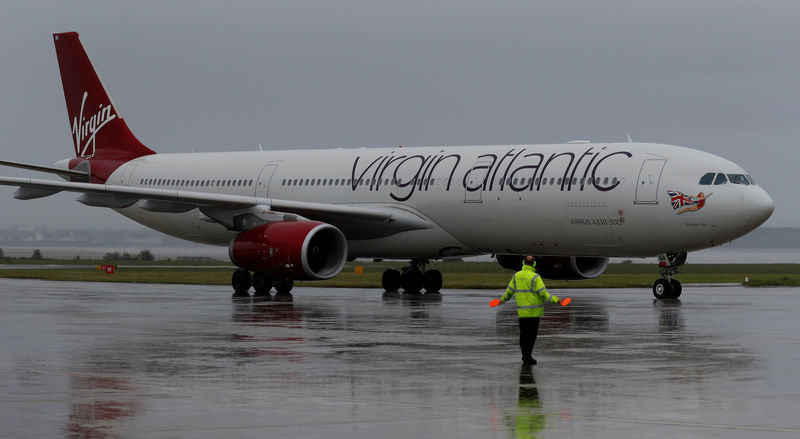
[
  {"xmin": 228, "ymin": 221, "xmax": 348, "ymax": 280},
  {"xmin": 496, "ymin": 254, "xmax": 608, "ymax": 280}
]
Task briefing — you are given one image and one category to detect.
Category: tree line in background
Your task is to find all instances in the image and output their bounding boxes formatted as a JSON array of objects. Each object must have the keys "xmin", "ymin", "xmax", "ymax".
[
  {"xmin": 0, "ymin": 248, "xmax": 154, "ymax": 261},
  {"xmin": 102, "ymin": 250, "xmax": 155, "ymax": 261}
]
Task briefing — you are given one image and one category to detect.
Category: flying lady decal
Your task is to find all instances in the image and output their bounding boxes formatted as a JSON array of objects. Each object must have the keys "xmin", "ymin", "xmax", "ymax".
[{"xmin": 668, "ymin": 191, "xmax": 711, "ymax": 214}]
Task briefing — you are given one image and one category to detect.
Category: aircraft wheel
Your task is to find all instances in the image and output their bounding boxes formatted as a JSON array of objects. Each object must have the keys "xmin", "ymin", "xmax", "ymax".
[
  {"xmin": 652, "ymin": 278, "xmax": 671, "ymax": 300},
  {"xmin": 668, "ymin": 279, "xmax": 682, "ymax": 299},
  {"xmin": 232, "ymin": 269, "xmax": 251, "ymax": 296},
  {"xmin": 274, "ymin": 278, "xmax": 294, "ymax": 295},
  {"xmin": 401, "ymin": 268, "xmax": 424, "ymax": 294},
  {"xmin": 252, "ymin": 272, "xmax": 273, "ymax": 296},
  {"xmin": 382, "ymin": 269, "xmax": 401, "ymax": 292},
  {"xmin": 423, "ymin": 269, "xmax": 443, "ymax": 293}
]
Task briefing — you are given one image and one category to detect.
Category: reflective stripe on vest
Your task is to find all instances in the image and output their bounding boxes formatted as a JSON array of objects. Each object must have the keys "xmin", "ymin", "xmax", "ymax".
[{"xmin": 509, "ymin": 274, "xmax": 541, "ymax": 293}]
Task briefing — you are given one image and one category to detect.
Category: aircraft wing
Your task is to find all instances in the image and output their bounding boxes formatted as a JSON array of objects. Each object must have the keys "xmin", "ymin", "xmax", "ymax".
[{"xmin": 0, "ymin": 176, "xmax": 433, "ymax": 238}]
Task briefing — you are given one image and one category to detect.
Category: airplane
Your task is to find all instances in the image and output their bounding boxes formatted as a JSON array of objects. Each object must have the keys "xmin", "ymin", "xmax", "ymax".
[{"xmin": 0, "ymin": 32, "xmax": 775, "ymax": 300}]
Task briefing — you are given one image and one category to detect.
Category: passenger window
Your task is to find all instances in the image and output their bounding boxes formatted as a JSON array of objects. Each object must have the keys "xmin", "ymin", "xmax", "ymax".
[
  {"xmin": 698, "ymin": 172, "xmax": 715, "ymax": 185},
  {"xmin": 714, "ymin": 173, "xmax": 728, "ymax": 185}
]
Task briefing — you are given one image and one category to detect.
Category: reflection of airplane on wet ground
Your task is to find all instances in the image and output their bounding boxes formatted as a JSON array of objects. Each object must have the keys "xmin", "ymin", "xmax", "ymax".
[{"xmin": 0, "ymin": 32, "xmax": 774, "ymax": 299}]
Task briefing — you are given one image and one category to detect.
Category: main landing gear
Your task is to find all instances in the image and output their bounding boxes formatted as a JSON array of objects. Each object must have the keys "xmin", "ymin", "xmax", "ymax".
[
  {"xmin": 381, "ymin": 258, "xmax": 443, "ymax": 294},
  {"xmin": 231, "ymin": 269, "xmax": 294, "ymax": 298},
  {"xmin": 652, "ymin": 252, "xmax": 686, "ymax": 300}
]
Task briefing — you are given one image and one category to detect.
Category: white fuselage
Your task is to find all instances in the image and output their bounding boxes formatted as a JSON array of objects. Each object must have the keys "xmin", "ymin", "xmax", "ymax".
[{"xmin": 107, "ymin": 142, "xmax": 773, "ymax": 259}]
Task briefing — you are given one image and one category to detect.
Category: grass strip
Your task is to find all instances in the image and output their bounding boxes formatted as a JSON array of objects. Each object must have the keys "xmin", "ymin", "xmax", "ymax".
[{"xmin": 0, "ymin": 261, "xmax": 799, "ymax": 288}]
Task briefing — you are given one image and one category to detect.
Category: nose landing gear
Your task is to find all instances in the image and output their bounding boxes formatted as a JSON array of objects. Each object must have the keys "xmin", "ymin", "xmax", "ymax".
[{"xmin": 652, "ymin": 252, "xmax": 685, "ymax": 299}]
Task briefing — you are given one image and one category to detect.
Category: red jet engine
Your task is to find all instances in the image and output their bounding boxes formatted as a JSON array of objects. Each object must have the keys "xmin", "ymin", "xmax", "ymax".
[{"xmin": 229, "ymin": 221, "xmax": 347, "ymax": 280}]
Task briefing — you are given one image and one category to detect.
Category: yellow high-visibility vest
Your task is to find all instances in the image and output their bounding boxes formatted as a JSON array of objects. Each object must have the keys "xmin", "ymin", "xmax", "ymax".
[{"xmin": 501, "ymin": 264, "xmax": 559, "ymax": 318}]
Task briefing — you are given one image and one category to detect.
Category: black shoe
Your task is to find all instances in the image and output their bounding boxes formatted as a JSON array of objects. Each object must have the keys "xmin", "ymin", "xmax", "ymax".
[{"xmin": 522, "ymin": 356, "xmax": 537, "ymax": 365}]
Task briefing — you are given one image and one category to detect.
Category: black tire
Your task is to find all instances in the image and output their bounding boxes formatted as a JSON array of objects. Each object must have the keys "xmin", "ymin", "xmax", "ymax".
[
  {"xmin": 401, "ymin": 268, "xmax": 424, "ymax": 294},
  {"xmin": 232, "ymin": 269, "xmax": 251, "ymax": 295},
  {"xmin": 668, "ymin": 279, "xmax": 682, "ymax": 299},
  {"xmin": 274, "ymin": 278, "xmax": 294, "ymax": 295},
  {"xmin": 652, "ymin": 278, "xmax": 671, "ymax": 300},
  {"xmin": 252, "ymin": 272, "xmax": 273, "ymax": 296},
  {"xmin": 423, "ymin": 269, "xmax": 443, "ymax": 293},
  {"xmin": 382, "ymin": 269, "xmax": 401, "ymax": 292}
]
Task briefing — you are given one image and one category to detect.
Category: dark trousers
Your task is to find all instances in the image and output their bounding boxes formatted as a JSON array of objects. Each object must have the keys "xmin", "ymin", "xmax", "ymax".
[{"xmin": 518, "ymin": 317, "xmax": 541, "ymax": 359}]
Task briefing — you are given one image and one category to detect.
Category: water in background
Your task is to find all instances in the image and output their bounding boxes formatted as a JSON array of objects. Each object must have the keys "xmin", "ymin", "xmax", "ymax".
[
  {"xmin": 0, "ymin": 246, "xmax": 229, "ymax": 261},
  {"xmin": 650, "ymin": 247, "xmax": 800, "ymax": 264}
]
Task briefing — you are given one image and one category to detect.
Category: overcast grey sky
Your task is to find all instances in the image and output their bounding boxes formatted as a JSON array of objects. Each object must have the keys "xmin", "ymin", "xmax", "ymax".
[{"xmin": 1, "ymin": 0, "xmax": 798, "ymax": 230}]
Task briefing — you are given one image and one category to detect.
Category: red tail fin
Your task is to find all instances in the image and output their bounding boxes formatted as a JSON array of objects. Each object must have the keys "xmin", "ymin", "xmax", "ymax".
[{"xmin": 54, "ymin": 32, "xmax": 154, "ymax": 163}]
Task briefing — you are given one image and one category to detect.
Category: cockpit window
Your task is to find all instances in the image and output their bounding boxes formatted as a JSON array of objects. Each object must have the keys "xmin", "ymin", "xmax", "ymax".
[
  {"xmin": 698, "ymin": 172, "xmax": 715, "ymax": 185},
  {"xmin": 746, "ymin": 174, "xmax": 755, "ymax": 185},
  {"xmin": 713, "ymin": 173, "xmax": 728, "ymax": 185},
  {"xmin": 727, "ymin": 174, "xmax": 751, "ymax": 185}
]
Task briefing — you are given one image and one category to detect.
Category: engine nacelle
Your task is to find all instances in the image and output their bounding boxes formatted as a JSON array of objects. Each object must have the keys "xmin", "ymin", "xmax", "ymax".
[
  {"xmin": 496, "ymin": 254, "xmax": 609, "ymax": 280},
  {"xmin": 228, "ymin": 221, "xmax": 347, "ymax": 280}
]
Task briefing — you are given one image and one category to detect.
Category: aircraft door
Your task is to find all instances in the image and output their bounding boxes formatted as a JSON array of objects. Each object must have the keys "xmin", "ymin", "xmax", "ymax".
[
  {"xmin": 118, "ymin": 164, "xmax": 138, "ymax": 186},
  {"xmin": 464, "ymin": 160, "xmax": 491, "ymax": 203},
  {"xmin": 256, "ymin": 164, "xmax": 278, "ymax": 197},
  {"xmin": 635, "ymin": 159, "xmax": 666, "ymax": 204}
]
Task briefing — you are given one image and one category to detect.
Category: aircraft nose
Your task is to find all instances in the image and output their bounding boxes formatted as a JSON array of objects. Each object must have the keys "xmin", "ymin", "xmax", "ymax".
[{"xmin": 742, "ymin": 187, "xmax": 775, "ymax": 226}]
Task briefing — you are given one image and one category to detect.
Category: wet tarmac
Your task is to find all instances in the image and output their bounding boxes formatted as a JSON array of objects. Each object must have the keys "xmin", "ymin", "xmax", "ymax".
[{"xmin": 1, "ymin": 279, "xmax": 799, "ymax": 438}]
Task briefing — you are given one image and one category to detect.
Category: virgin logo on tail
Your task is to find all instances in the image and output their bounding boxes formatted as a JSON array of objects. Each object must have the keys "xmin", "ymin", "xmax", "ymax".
[{"xmin": 71, "ymin": 91, "xmax": 116, "ymax": 157}]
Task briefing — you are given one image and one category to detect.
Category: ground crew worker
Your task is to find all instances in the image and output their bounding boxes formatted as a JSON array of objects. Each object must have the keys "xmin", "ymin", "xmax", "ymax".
[{"xmin": 498, "ymin": 256, "xmax": 563, "ymax": 365}]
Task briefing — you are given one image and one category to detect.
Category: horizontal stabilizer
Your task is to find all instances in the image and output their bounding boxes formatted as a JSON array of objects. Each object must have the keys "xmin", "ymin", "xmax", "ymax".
[{"xmin": 0, "ymin": 160, "xmax": 89, "ymax": 181}]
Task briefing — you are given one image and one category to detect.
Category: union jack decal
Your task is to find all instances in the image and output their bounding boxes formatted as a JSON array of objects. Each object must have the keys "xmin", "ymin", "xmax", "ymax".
[{"xmin": 667, "ymin": 191, "xmax": 711, "ymax": 214}]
